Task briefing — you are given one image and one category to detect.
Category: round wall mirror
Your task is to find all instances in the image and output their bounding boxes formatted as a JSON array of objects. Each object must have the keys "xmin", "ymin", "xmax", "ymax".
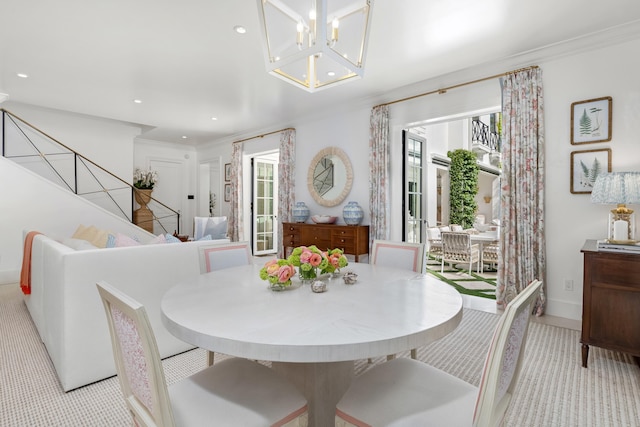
[{"xmin": 307, "ymin": 147, "xmax": 353, "ymax": 207}]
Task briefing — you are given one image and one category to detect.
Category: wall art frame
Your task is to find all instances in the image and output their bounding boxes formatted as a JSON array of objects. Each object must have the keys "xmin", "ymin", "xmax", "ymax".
[
  {"xmin": 570, "ymin": 148, "xmax": 611, "ymax": 194},
  {"xmin": 224, "ymin": 183, "xmax": 231, "ymax": 202},
  {"xmin": 224, "ymin": 163, "xmax": 231, "ymax": 182},
  {"xmin": 571, "ymin": 96, "xmax": 612, "ymax": 145}
]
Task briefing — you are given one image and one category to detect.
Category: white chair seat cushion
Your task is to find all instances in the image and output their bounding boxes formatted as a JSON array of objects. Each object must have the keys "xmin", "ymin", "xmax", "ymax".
[
  {"xmin": 336, "ymin": 358, "xmax": 477, "ymax": 427},
  {"xmin": 170, "ymin": 358, "xmax": 307, "ymax": 426}
]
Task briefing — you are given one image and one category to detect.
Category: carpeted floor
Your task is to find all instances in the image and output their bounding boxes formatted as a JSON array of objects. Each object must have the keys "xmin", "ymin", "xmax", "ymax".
[
  {"xmin": 425, "ymin": 257, "xmax": 497, "ymax": 299},
  {"xmin": 1, "ymin": 283, "xmax": 639, "ymax": 426}
]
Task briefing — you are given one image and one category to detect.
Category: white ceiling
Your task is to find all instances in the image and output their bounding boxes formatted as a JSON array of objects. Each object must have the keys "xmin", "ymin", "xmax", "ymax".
[{"xmin": 2, "ymin": 0, "xmax": 640, "ymax": 145}]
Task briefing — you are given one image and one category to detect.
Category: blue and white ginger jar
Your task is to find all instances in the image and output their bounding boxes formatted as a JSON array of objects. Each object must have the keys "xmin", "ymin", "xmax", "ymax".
[
  {"xmin": 292, "ymin": 201, "xmax": 310, "ymax": 223},
  {"xmin": 343, "ymin": 201, "xmax": 364, "ymax": 225}
]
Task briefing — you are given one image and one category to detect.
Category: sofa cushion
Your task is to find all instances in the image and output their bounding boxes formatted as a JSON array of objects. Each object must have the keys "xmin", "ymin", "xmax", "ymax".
[
  {"xmin": 62, "ymin": 238, "xmax": 99, "ymax": 251},
  {"xmin": 115, "ymin": 233, "xmax": 141, "ymax": 247},
  {"xmin": 72, "ymin": 224, "xmax": 110, "ymax": 248},
  {"xmin": 147, "ymin": 234, "xmax": 167, "ymax": 245},
  {"xmin": 165, "ymin": 233, "xmax": 181, "ymax": 243}
]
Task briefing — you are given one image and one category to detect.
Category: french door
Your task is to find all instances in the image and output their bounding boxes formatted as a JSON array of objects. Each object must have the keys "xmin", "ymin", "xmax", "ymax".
[
  {"xmin": 252, "ymin": 156, "xmax": 278, "ymax": 255},
  {"xmin": 402, "ymin": 130, "xmax": 426, "ymax": 244}
]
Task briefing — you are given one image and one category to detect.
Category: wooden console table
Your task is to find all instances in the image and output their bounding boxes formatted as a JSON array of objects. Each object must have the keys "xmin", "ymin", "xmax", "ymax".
[
  {"xmin": 580, "ymin": 240, "xmax": 640, "ymax": 368},
  {"xmin": 282, "ymin": 222, "xmax": 369, "ymax": 262}
]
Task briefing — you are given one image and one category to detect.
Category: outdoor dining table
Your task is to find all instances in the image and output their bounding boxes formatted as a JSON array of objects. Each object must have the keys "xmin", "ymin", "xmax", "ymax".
[
  {"xmin": 161, "ymin": 261, "xmax": 463, "ymax": 427},
  {"xmin": 470, "ymin": 230, "xmax": 500, "ymax": 268}
]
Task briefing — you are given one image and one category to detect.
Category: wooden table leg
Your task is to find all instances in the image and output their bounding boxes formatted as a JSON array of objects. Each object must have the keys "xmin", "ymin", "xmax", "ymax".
[{"xmin": 272, "ymin": 361, "xmax": 354, "ymax": 427}]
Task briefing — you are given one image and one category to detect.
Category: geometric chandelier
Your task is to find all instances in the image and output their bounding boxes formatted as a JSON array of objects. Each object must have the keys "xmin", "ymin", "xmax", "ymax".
[{"xmin": 256, "ymin": 0, "xmax": 374, "ymax": 93}]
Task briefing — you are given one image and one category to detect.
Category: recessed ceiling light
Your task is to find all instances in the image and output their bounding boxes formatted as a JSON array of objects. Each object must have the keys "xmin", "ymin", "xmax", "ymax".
[
  {"xmin": 17, "ymin": 73, "xmax": 28, "ymax": 78},
  {"xmin": 133, "ymin": 99, "xmax": 142, "ymax": 104},
  {"xmin": 234, "ymin": 25, "xmax": 247, "ymax": 34},
  {"xmin": 182, "ymin": 135, "xmax": 188, "ymax": 139},
  {"xmin": 211, "ymin": 117, "xmax": 218, "ymax": 121},
  {"xmin": 327, "ymin": 71, "xmax": 336, "ymax": 77}
]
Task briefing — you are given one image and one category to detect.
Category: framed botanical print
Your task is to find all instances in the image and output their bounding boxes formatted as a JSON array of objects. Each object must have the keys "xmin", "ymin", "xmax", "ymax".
[
  {"xmin": 571, "ymin": 96, "xmax": 612, "ymax": 144},
  {"xmin": 224, "ymin": 163, "xmax": 232, "ymax": 182},
  {"xmin": 224, "ymin": 183, "xmax": 231, "ymax": 202},
  {"xmin": 570, "ymin": 148, "xmax": 611, "ymax": 194}
]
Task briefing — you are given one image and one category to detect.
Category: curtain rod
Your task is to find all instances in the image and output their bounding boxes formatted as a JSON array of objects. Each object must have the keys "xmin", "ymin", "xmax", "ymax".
[
  {"xmin": 379, "ymin": 65, "xmax": 539, "ymax": 108},
  {"xmin": 232, "ymin": 127, "xmax": 295, "ymax": 144}
]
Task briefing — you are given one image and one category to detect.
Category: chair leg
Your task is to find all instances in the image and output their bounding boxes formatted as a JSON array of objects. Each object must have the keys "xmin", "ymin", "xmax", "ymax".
[
  {"xmin": 207, "ymin": 351, "xmax": 215, "ymax": 366},
  {"xmin": 387, "ymin": 354, "xmax": 396, "ymax": 361},
  {"xmin": 410, "ymin": 348, "xmax": 417, "ymax": 359}
]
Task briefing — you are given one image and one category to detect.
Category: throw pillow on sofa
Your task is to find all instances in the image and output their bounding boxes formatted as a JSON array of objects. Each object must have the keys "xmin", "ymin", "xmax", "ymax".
[
  {"xmin": 203, "ymin": 217, "xmax": 228, "ymax": 240},
  {"xmin": 62, "ymin": 238, "xmax": 99, "ymax": 251},
  {"xmin": 72, "ymin": 224, "xmax": 110, "ymax": 248},
  {"xmin": 114, "ymin": 233, "xmax": 141, "ymax": 247}
]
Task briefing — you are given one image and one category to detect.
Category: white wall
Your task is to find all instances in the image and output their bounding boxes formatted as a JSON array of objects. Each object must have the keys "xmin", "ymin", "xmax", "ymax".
[
  {"xmin": 3, "ymin": 101, "xmax": 140, "ymax": 182},
  {"xmin": 540, "ymin": 37, "xmax": 640, "ymax": 320}
]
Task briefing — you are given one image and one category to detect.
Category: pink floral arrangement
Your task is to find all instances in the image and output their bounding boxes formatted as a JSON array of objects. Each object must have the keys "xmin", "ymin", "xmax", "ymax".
[
  {"xmin": 288, "ymin": 245, "xmax": 348, "ymax": 279},
  {"xmin": 259, "ymin": 258, "xmax": 295, "ymax": 288}
]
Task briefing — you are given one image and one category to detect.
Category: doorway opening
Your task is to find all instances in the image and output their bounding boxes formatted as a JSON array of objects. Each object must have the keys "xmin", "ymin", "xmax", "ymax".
[{"xmin": 251, "ymin": 152, "xmax": 279, "ymax": 255}]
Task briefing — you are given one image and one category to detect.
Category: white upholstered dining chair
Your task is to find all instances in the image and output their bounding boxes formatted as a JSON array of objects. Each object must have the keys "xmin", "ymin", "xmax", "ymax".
[
  {"xmin": 198, "ymin": 241, "xmax": 252, "ymax": 365},
  {"xmin": 370, "ymin": 239, "xmax": 425, "ymax": 360},
  {"xmin": 335, "ymin": 279, "xmax": 543, "ymax": 427},
  {"xmin": 441, "ymin": 231, "xmax": 481, "ymax": 275},
  {"xmin": 198, "ymin": 241, "xmax": 252, "ymax": 274},
  {"xmin": 96, "ymin": 281, "xmax": 308, "ymax": 427},
  {"xmin": 370, "ymin": 240, "xmax": 426, "ymax": 275}
]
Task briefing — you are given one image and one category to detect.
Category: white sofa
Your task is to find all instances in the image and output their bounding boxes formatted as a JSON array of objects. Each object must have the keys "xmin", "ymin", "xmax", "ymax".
[{"xmin": 24, "ymin": 233, "xmax": 223, "ymax": 391}]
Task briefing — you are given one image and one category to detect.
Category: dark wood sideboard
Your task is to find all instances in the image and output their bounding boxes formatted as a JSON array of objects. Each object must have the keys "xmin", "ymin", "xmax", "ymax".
[
  {"xmin": 282, "ymin": 222, "xmax": 369, "ymax": 262},
  {"xmin": 580, "ymin": 240, "xmax": 640, "ymax": 368}
]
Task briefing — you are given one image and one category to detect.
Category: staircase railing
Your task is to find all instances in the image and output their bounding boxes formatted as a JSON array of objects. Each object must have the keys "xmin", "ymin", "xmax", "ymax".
[{"xmin": 1, "ymin": 108, "xmax": 180, "ymax": 234}]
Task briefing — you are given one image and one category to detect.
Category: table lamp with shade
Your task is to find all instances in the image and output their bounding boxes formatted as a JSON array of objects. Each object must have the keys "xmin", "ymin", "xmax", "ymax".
[{"xmin": 591, "ymin": 172, "xmax": 640, "ymax": 242}]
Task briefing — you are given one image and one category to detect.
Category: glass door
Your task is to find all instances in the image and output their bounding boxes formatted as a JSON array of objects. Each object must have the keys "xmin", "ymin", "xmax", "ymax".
[
  {"xmin": 253, "ymin": 156, "xmax": 278, "ymax": 255},
  {"xmin": 403, "ymin": 130, "xmax": 426, "ymax": 243}
]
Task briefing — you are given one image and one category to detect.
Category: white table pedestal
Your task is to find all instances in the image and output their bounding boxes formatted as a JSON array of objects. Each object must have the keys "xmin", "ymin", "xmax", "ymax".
[{"xmin": 272, "ymin": 361, "xmax": 354, "ymax": 427}]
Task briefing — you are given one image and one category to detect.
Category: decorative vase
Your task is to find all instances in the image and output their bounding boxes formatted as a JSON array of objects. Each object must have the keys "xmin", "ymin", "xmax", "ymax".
[
  {"xmin": 134, "ymin": 188, "xmax": 153, "ymax": 208},
  {"xmin": 133, "ymin": 189, "xmax": 154, "ymax": 233},
  {"xmin": 299, "ymin": 267, "xmax": 317, "ymax": 284},
  {"xmin": 269, "ymin": 282, "xmax": 289, "ymax": 291},
  {"xmin": 292, "ymin": 201, "xmax": 310, "ymax": 223},
  {"xmin": 343, "ymin": 201, "xmax": 364, "ymax": 225}
]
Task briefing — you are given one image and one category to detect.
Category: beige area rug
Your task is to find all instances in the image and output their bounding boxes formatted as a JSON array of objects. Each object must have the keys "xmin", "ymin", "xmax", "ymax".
[{"xmin": 1, "ymin": 284, "xmax": 639, "ymax": 426}]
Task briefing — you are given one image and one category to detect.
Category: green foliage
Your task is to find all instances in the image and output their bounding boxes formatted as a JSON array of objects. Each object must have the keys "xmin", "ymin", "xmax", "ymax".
[
  {"xmin": 580, "ymin": 157, "xmax": 602, "ymax": 187},
  {"xmin": 447, "ymin": 149, "xmax": 479, "ymax": 229},
  {"xmin": 579, "ymin": 109, "xmax": 592, "ymax": 136}
]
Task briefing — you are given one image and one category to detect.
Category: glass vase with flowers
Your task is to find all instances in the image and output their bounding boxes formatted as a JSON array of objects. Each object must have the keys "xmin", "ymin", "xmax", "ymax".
[{"xmin": 259, "ymin": 258, "xmax": 296, "ymax": 291}]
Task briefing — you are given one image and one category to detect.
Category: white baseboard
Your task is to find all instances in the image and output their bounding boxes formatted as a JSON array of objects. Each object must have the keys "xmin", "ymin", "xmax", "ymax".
[
  {"xmin": 0, "ymin": 269, "xmax": 19, "ymax": 285},
  {"xmin": 545, "ymin": 298, "xmax": 582, "ymax": 321}
]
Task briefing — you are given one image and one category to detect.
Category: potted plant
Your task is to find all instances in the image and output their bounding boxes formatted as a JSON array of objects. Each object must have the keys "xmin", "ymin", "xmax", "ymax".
[{"xmin": 133, "ymin": 167, "xmax": 157, "ymax": 207}]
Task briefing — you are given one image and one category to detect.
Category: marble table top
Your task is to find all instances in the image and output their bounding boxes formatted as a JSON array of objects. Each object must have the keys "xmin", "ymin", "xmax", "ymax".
[{"xmin": 161, "ymin": 262, "xmax": 463, "ymax": 363}]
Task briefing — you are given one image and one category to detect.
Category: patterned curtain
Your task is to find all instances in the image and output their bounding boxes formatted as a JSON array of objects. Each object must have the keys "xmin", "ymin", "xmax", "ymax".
[
  {"xmin": 228, "ymin": 142, "xmax": 243, "ymax": 242},
  {"xmin": 369, "ymin": 105, "xmax": 390, "ymax": 243},
  {"xmin": 277, "ymin": 129, "xmax": 296, "ymax": 257},
  {"xmin": 498, "ymin": 67, "xmax": 546, "ymax": 315}
]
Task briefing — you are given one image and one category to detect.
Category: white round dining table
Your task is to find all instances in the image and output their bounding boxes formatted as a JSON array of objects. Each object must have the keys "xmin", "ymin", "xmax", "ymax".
[{"xmin": 161, "ymin": 262, "xmax": 463, "ymax": 427}]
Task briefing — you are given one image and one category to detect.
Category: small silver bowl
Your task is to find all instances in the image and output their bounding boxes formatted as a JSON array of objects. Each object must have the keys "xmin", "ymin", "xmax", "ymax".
[
  {"xmin": 311, "ymin": 280, "xmax": 327, "ymax": 293},
  {"xmin": 343, "ymin": 271, "xmax": 358, "ymax": 285}
]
